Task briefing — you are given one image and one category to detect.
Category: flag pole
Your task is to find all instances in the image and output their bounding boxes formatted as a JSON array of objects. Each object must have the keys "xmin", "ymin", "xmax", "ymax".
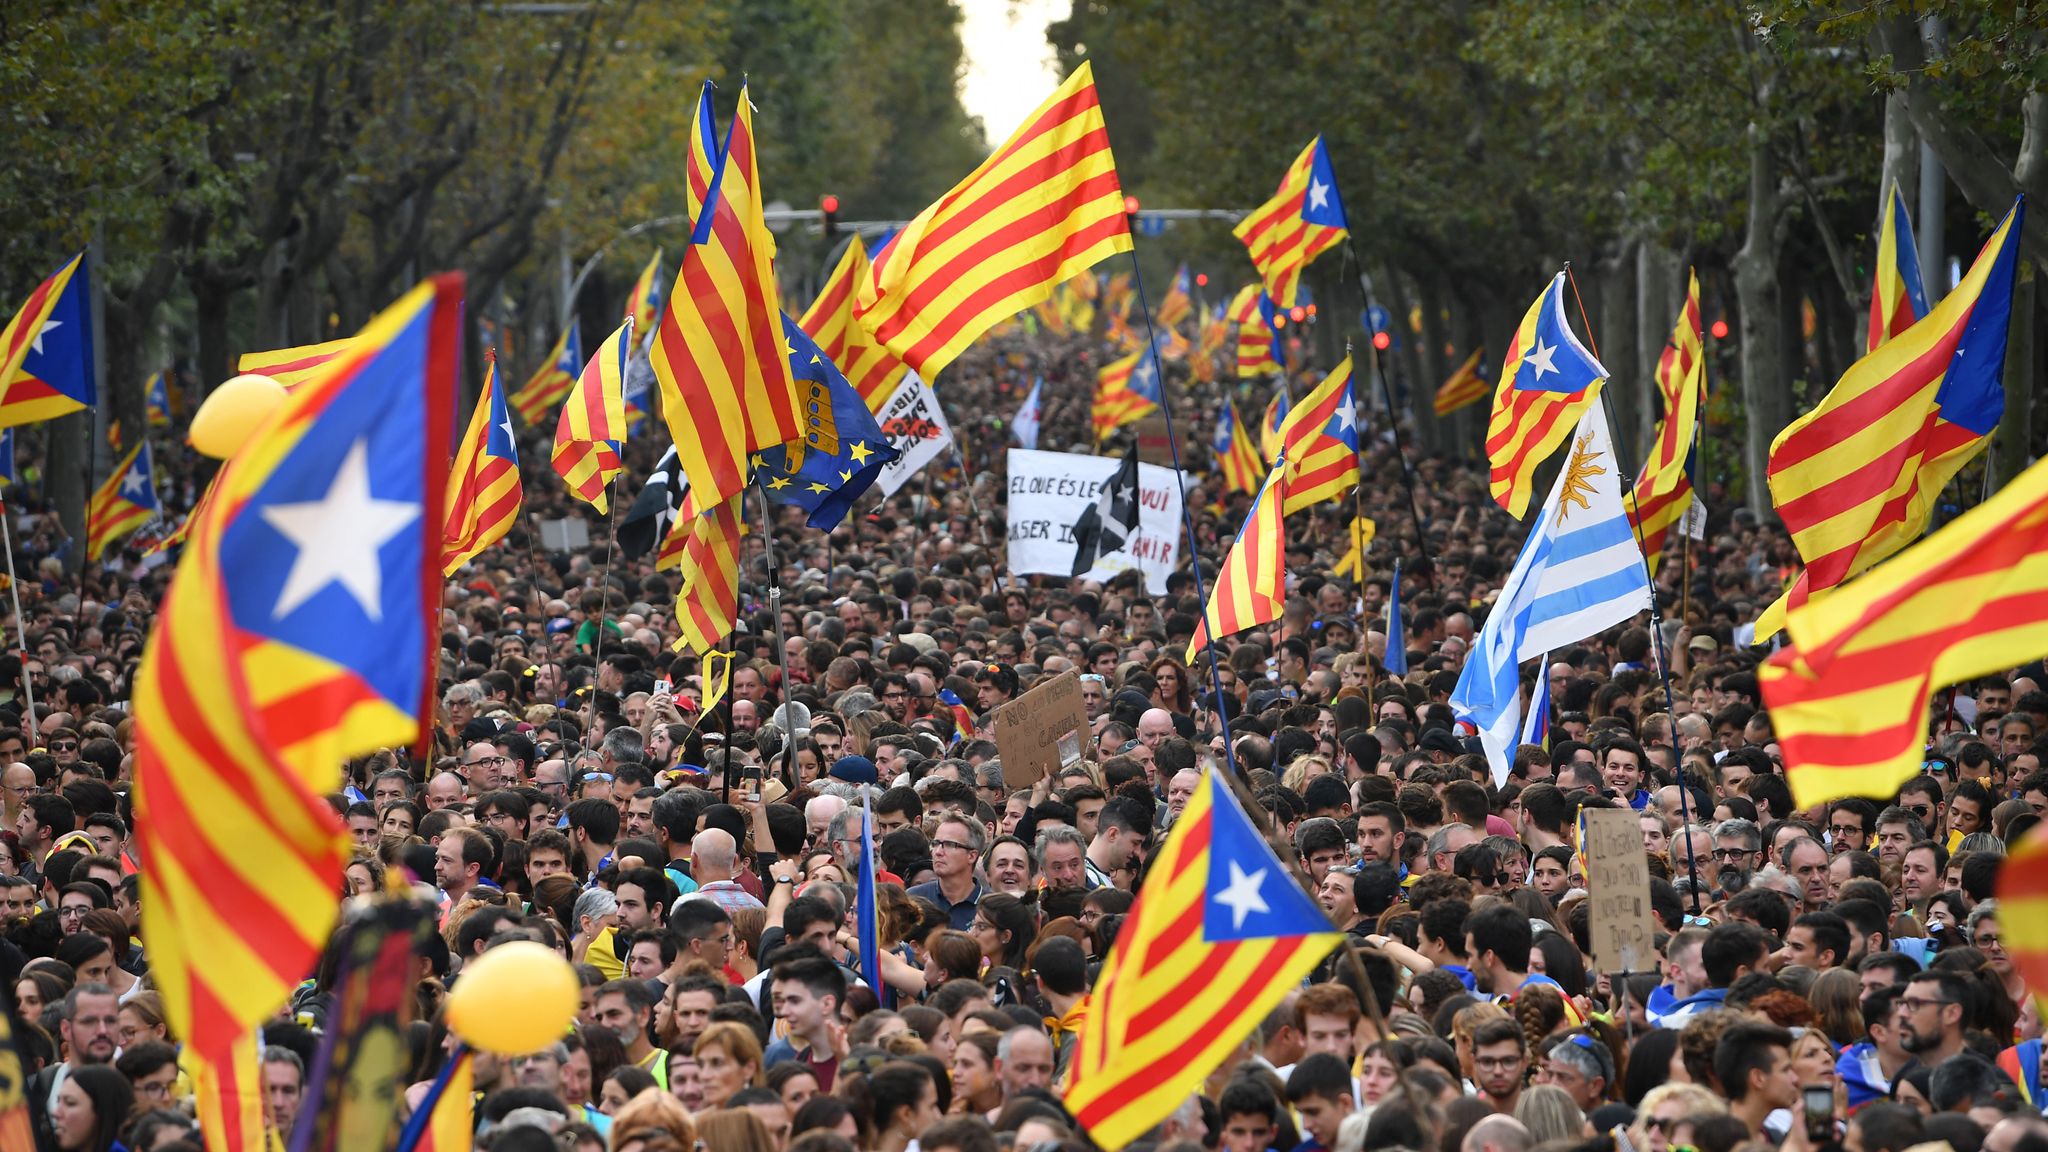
[
  {"xmin": 1344, "ymin": 338, "xmax": 1376, "ymax": 646},
  {"xmin": 752, "ymin": 479, "xmax": 800, "ymax": 790},
  {"xmin": 1564, "ymin": 266, "xmax": 1704, "ymax": 913},
  {"xmin": 1123, "ymin": 249, "xmax": 1242, "ymax": 779},
  {"xmin": 0, "ymin": 496, "xmax": 35, "ymax": 728}
]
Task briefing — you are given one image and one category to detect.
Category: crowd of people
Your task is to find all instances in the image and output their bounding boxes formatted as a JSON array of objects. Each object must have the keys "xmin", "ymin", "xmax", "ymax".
[{"xmin": 2, "ymin": 314, "xmax": 2044, "ymax": 1152}]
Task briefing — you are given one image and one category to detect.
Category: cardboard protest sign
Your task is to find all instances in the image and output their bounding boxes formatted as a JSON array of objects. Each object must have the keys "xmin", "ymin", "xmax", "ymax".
[
  {"xmin": 992, "ymin": 670, "xmax": 1091, "ymax": 789},
  {"xmin": 1579, "ymin": 807, "xmax": 1657, "ymax": 974},
  {"xmin": 1006, "ymin": 448, "xmax": 1182, "ymax": 593}
]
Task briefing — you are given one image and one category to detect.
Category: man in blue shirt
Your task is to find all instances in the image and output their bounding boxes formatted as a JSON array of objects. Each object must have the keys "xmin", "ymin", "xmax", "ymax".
[{"xmin": 908, "ymin": 815, "xmax": 985, "ymax": 930}]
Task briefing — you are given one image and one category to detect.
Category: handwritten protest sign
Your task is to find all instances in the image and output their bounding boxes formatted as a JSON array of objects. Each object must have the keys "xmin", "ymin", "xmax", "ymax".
[
  {"xmin": 992, "ymin": 670, "xmax": 1091, "ymax": 789},
  {"xmin": 1579, "ymin": 808, "xmax": 1657, "ymax": 974},
  {"xmin": 1006, "ymin": 449, "xmax": 1182, "ymax": 593}
]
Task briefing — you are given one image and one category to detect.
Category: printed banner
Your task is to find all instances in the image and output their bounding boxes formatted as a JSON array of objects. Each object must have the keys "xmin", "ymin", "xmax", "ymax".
[
  {"xmin": 1006, "ymin": 448, "xmax": 1182, "ymax": 593},
  {"xmin": 874, "ymin": 372, "xmax": 954, "ymax": 498}
]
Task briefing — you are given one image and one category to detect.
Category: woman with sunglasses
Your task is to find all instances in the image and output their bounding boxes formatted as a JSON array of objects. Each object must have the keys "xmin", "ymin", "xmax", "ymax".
[{"xmin": 1631, "ymin": 1083, "xmax": 1727, "ymax": 1152}]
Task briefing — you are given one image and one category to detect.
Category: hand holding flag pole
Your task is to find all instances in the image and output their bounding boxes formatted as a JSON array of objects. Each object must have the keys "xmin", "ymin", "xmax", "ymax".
[{"xmin": 1561, "ymin": 265, "xmax": 1704, "ymax": 912}]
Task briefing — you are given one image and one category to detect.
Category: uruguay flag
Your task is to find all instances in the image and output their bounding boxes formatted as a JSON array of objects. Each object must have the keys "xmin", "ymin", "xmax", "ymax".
[{"xmin": 1452, "ymin": 393, "xmax": 1650, "ymax": 784}]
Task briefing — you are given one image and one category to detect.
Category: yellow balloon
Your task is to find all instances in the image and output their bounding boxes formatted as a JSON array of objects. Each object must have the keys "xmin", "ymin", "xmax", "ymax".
[
  {"xmin": 444, "ymin": 940, "xmax": 580, "ymax": 1055},
  {"xmin": 189, "ymin": 374, "xmax": 286, "ymax": 460}
]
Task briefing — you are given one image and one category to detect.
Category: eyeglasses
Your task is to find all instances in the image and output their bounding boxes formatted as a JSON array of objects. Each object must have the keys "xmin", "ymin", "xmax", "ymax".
[
  {"xmin": 58, "ymin": 905, "xmax": 92, "ymax": 920},
  {"xmin": 466, "ymin": 755, "xmax": 510, "ymax": 768},
  {"xmin": 1682, "ymin": 915, "xmax": 1714, "ymax": 927},
  {"xmin": 1711, "ymin": 848, "xmax": 1753, "ymax": 861},
  {"xmin": 932, "ymin": 839, "xmax": 973, "ymax": 853},
  {"xmin": 1978, "ymin": 934, "xmax": 2004, "ymax": 948},
  {"xmin": 1896, "ymin": 996, "xmax": 1950, "ymax": 1013},
  {"xmin": 49, "ymin": 741, "xmax": 76, "ymax": 752},
  {"xmin": 1645, "ymin": 1118, "xmax": 1673, "ymax": 1133},
  {"xmin": 580, "ymin": 772, "xmax": 614, "ymax": 783},
  {"xmin": 1079, "ymin": 674, "xmax": 1106, "ymax": 683},
  {"xmin": 1474, "ymin": 1055, "xmax": 1525, "ymax": 1071}
]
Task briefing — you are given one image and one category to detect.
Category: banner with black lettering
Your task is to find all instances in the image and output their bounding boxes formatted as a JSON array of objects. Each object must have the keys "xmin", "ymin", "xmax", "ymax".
[
  {"xmin": 1006, "ymin": 448, "xmax": 1182, "ymax": 593},
  {"xmin": 873, "ymin": 372, "xmax": 954, "ymax": 498}
]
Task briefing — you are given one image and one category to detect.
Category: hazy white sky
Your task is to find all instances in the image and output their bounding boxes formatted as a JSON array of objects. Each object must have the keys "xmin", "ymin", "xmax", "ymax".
[{"xmin": 958, "ymin": 0, "xmax": 1066, "ymax": 139}]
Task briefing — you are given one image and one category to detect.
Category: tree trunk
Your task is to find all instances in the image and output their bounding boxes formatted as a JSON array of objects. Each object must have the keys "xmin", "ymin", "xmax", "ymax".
[
  {"xmin": 1734, "ymin": 121, "xmax": 1790, "ymax": 521},
  {"xmin": 1635, "ymin": 243, "xmax": 1676, "ymax": 457},
  {"xmin": 1596, "ymin": 241, "xmax": 1640, "ymax": 466},
  {"xmin": 192, "ymin": 272, "xmax": 234, "ymax": 394},
  {"xmin": 46, "ymin": 412, "xmax": 87, "ymax": 562}
]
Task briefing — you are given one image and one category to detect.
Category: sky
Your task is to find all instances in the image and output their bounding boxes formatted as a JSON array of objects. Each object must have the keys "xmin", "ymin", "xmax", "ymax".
[{"xmin": 958, "ymin": 0, "xmax": 1066, "ymax": 140}]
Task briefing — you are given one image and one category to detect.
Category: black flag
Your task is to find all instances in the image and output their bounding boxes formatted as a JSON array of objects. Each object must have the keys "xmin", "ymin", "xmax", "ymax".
[
  {"xmin": 619, "ymin": 444, "xmax": 685, "ymax": 559},
  {"xmin": 1071, "ymin": 444, "xmax": 1141, "ymax": 576}
]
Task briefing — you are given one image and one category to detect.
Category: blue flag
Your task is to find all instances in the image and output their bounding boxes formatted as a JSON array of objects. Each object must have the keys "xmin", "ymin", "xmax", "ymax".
[
  {"xmin": 1519, "ymin": 651, "xmax": 1551, "ymax": 749},
  {"xmin": 1202, "ymin": 771, "xmax": 1335, "ymax": 942},
  {"xmin": 0, "ymin": 429, "xmax": 15, "ymax": 487},
  {"xmin": 1383, "ymin": 559, "xmax": 1407, "ymax": 676},
  {"xmin": 755, "ymin": 315, "xmax": 901, "ymax": 530},
  {"xmin": 1014, "ymin": 376, "xmax": 1044, "ymax": 450}
]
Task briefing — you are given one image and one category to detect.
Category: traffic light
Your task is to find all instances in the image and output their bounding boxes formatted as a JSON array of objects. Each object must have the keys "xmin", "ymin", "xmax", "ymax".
[
  {"xmin": 1194, "ymin": 273, "xmax": 1208, "ymax": 288},
  {"xmin": 820, "ymin": 193, "xmax": 840, "ymax": 237},
  {"xmin": 1124, "ymin": 194, "xmax": 1141, "ymax": 231},
  {"xmin": 1372, "ymin": 331, "xmax": 1392, "ymax": 351},
  {"xmin": 1710, "ymin": 318, "xmax": 1730, "ymax": 340}
]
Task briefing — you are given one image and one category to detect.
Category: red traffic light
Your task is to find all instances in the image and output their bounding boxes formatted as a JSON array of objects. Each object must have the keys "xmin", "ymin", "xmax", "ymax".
[
  {"xmin": 820, "ymin": 194, "xmax": 840, "ymax": 214},
  {"xmin": 1372, "ymin": 331, "xmax": 1392, "ymax": 351},
  {"xmin": 1288, "ymin": 306, "xmax": 1307, "ymax": 323},
  {"xmin": 1710, "ymin": 319, "xmax": 1730, "ymax": 339},
  {"xmin": 1123, "ymin": 195, "xmax": 1141, "ymax": 216},
  {"xmin": 1194, "ymin": 273, "xmax": 1208, "ymax": 287}
]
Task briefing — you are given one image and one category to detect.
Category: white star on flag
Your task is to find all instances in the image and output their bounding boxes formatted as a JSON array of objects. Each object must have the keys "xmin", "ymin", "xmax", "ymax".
[
  {"xmin": 30, "ymin": 319, "xmax": 60, "ymax": 356},
  {"xmin": 1334, "ymin": 398, "xmax": 1357, "ymax": 433},
  {"xmin": 1215, "ymin": 859, "xmax": 1271, "ymax": 930},
  {"xmin": 1306, "ymin": 179, "xmax": 1330, "ymax": 212},
  {"xmin": 260, "ymin": 439, "xmax": 421, "ymax": 622},
  {"xmin": 1523, "ymin": 338, "xmax": 1560, "ymax": 381},
  {"xmin": 120, "ymin": 465, "xmax": 148, "ymax": 498},
  {"xmin": 498, "ymin": 414, "xmax": 517, "ymax": 453}
]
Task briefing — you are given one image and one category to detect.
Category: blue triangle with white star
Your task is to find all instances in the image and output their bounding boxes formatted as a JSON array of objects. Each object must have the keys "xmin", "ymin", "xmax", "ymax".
[
  {"xmin": 1202, "ymin": 772, "xmax": 1336, "ymax": 942},
  {"xmin": 1515, "ymin": 277, "xmax": 1607, "ymax": 395}
]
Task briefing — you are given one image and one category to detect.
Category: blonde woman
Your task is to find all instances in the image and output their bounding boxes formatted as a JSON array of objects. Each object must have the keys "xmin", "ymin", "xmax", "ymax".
[{"xmin": 1630, "ymin": 1083, "xmax": 1725, "ymax": 1152}]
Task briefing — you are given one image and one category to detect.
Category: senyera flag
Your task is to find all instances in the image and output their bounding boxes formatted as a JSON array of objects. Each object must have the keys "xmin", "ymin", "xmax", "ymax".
[{"xmin": 133, "ymin": 274, "xmax": 458, "ymax": 1067}]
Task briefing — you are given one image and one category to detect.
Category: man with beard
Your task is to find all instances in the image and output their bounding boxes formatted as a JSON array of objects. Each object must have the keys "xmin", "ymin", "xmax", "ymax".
[
  {"xmin": 1895, "ymin": 970, "xmax": 1970, "ymax": 1067},
  {"xmin": 1712, "ymin": 817, "xmax": 1763, "ymax": 895}
]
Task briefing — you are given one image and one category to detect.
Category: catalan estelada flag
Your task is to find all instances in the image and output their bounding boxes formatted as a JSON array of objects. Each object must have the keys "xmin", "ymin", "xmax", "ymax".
[
  {"xmin": 1091, "ymin": 340, "xmax": 1165, "ymax": 441},
  {"xmin": 1259, "ymin": 385, "xmax": 1291, "ymax": 463},
  {"xmin": 627, "ymin": 248, "xmax": 666, "ymax": 337},
  {"xmin": 552, "ymin": 316, "xmax": 632, "ymax": 511},
  {"xmin": 1756, "ymin": 200, "xmax": 2023, "ymax": 638},
  {"xmin": 1229, "ymin": 283, "xmax": 1280, "ymax": 378},
  {"xmin": 673, "ymin": 490, "xmax": 744, "ymax": 655},
  {"xmin": 238, "ymin": 337, "xmax": 357, "ymax": 390},
  {"xmin": 650, "ymin": 80, "xmax": 802, "ymax": 515},
  {"xmin": 1760, "ymin": 445, "xmax": 2048, "ymax": 808},
  {"xmin": 509, "ymin": 324, "xmax": 581, "ymax": 428},
  {"xmin": 1187, "ymin": 460, "xmax": 1288, "ymax": 662},
  {"xmin": 801, "ymin": 237, "xmax": 909, "ymax": 413},
  {"xmin": 1213, "ymin": 398, "xmax": 1263, "ymax": 495},
  {"xmin": 1064, "ymin": 767, "xmax": 1340, "ymax": 1149},
  {"xmin": 441, "ymin": 351, "xmax": 522, "ymax": 575},
  {"xmin": 147, "ymin": 370, "xmax": 174, "ymax": 426},
  {"xmin": 1156, "ymin": 264, "xmax": 1194, "ymax": 329},
  {"xmin": 857, "ymin": 63, "xmax": 1132, "ymax": 380},
  {"xmin": 133, "ymin": 274, "xmax": 457, "ymax": 1066},
  {"xmin": 1629, "ymin": 272, "xmax": 1704, "ymax": 575},
  {"xmin": 86, "ymin": 439, "xmax": 160, "ymax": 562},
  {"xmin": 0, "ymin": 251, "xmax": 95, "ymax": 429},
  {"xmin": 1192, "ymin": 301, "xmax": 1228, "ymax": 383},
  {"xmin": 1488, "ymin": 272, "xmax": 1609, "ymax": 518},
  {"xmin": 1232, "ymin": 137, "xmax": 1348, "ymax": 309},
  {"xmin": 1869, "ymin": 181, "xmax": 1930, "ymax": 353},
  {"xmin": 1434, "ymin": 348, "xmax": 1489, "ymax": 416},
  {"xmin": 1277, "ymin": 357, "xmax": 1361, "ymax": 514}
]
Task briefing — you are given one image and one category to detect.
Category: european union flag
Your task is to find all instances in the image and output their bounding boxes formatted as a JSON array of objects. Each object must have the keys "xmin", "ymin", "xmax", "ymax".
[
  {"xmin": 1202, "ymin": 772, "xmax": 1333, "ymax": 942},
  {"xmin": 754, "ymin": 315, "xmax": 900, "ymax": 530}
]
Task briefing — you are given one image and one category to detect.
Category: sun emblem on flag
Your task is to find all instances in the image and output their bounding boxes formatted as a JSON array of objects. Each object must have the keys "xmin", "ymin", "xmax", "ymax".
[{"xmin": 1557, "ymin": 430, "xmax": 1605, "ymax": 521}]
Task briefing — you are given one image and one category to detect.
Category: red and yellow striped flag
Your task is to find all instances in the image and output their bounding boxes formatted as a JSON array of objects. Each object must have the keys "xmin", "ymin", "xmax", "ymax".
[
  {"xmin": 1277, "ymin": 357, "xmax": 1362, "ymax": 515},
  {"xmin": 857, "ymin": 63, "xmax": 1132, "ymax": 381},
  {"xmin": 649, "ymin": 81, "xmax": 801, "ymax": 515},
  {"xmin": 134, "ymin": 276, "xmax": 458, "ymax": 1066},
  {"xmin": 801, "ymin": 237, "xmax": 908, "ymax": 413},
  {"xmin": 1433, "ymin": 347, "xmax": 1488, "ymax": 417},
  {"xmin": 441, "ymin": 352, "xmax": 523, "ymax": 575},
  {"xmin": 1232, "ymin": 137, "xmax": 1348, "ymax": 309},
  {"xmin": 1629, "ymin": 273, "xmax": 1704, "ymax": 575},
  {"xmin": 238, "ymin": 337, "xmax": 357, "ymax": 390},
  {"xmin": 1760, "ymin": 447, "xmax": 2048, "ymax": 809},
  {"xmin": 509, "ymin": 325, "xmax": 581, "ymax": 428},
  {"xmin": 0, "ymin": 253, "xmax": 83, "ymax": 395},
  {"xmin": 413, "ymin": 1051, "xmax": 475, "ymax": 1152},
  {"xmin": 551, "ymin": 317, "xmax": 631, "ymax": 512},
  {"xmin": 1869, "ymin": 181, "xmax": 1930, "ymax": 354},
  {"xmin": 1756, "ymin": 201, "xmax": 2023, "ymax": 637},
  {"xmin": 1091, "ymin": 345, "xmax": 1162, "ymax": 441},
  {"xmin": 1229, "ymin": 283, "xmax": 1278, "ymax": 378},
  {"xmin": 1187, "ymin": 461, "xmax": 1288, "ymax": 662},
  {"xmin": 1064, "ymin": 768, "xmax": 1340, "ymax": 1149},
  {"xmin": 673, "ymin": 492, "xmax": 744, "ymax": 656},
  {"xmin": 192, "ymin": 1032, "xmax": 276, "ymax": 1152},
  {"xmin": 1487, "ymin": 273, "xmax": 1608, "ymax": 518},
  {"xmin": 1213, "ymin": 399, "xmax": 1264, "ymax": 496},
  {"xmin": 86, "ymin": 440, "xmax": 159, "ymax": 562},
  {"xmin": 627, "ymin": 249, "xmax": 665, "ymax": 338},
  {"xmin": 1994, "ymin": 823, "xmax": 2048, "ymax": 1002}
]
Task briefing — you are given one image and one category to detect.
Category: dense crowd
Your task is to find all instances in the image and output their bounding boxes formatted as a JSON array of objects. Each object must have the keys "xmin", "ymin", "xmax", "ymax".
[{"xmin": 3, "ymin": 317, "xmax": 2045, "ymax": 1152}]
